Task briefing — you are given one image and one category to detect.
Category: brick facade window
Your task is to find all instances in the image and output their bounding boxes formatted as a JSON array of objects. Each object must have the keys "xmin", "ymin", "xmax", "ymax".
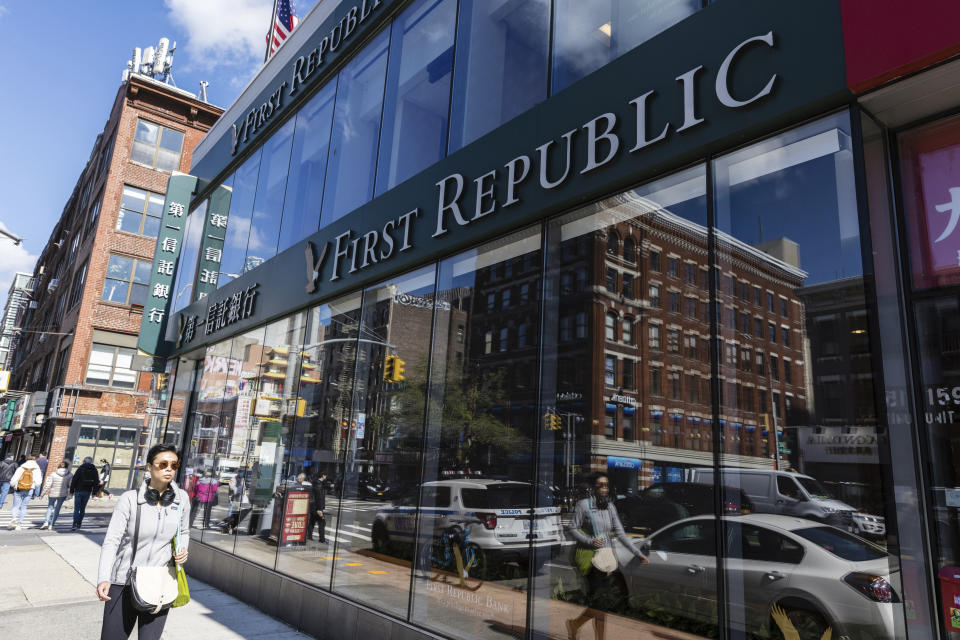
[
  {"xmin": 85, "ymin": 343, "xmax": 137, "ymax": 388},
  {"xmin": 102, "ymin": 255, "xmax": 151, "ymax": 306},
  {"xmin": 130, "ymin": 119, "xmax": 184, "ymax": 171},
  {"xmin": 116, "ymin": 185, "xmax": 164, "ymax": 237}
]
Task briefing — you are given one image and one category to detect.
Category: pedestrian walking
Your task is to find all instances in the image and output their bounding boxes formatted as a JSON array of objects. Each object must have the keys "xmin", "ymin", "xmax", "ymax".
[
  {"xmin": 36, "ymin": 453, "xmax": 49, "ymax": 478},
  {"xmin": 7, "ymin": 455, "xmax": 43, "ymax": 529},
  {"xmin": 40, "ymin": 460, "xmax": 74, "ymax": 529},
  {"xmin": 565, "ymin": 473, "xmax": 647, "ymax": 640},
  {"xmin": 97, "ymin": 444, "xmax": 190, "ymax": 640},
  {"xmin": 98, "ymin": 458, "xmax": 113, "ymax": 499},
  {"xmin": 191, "ymin": 469, "xmax": 217, "ymax": 528},
  {"xmin": 71, "ymin": 456, "xmax": 101, "ymax": 530},
  {"xmin": 308, "ymin": 471, "xmax": 327, "ymax": 543},
  {"xmin": 0, "ymin": 454, "xmax": 16, "ymax": 510}
]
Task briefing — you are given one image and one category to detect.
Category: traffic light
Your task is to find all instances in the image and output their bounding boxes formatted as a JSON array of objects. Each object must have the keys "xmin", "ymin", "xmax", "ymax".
[
  {"xmin": 393, "ymin": 357, "xmax": 405, "ymax": 382},
  {"xmin": 384, "ymin": 355, "xmax": 396, "ymax": 382},
  {"xmin": 156, "ymin": 373, "xmax": 168, "ymax": 391},
  {"xmin": 543, "ymin": 412, "xmax": 562, "ymax": 431}
]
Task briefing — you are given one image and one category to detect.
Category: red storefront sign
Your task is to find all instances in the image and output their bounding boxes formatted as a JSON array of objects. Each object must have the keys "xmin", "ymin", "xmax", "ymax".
[
  {"xmin": 900, "ymin": 115, "xmax": 960, "ymax": 290},
  {"xmin": 278, "ymin": 489, "xmax": 310, "ymax": 545}
]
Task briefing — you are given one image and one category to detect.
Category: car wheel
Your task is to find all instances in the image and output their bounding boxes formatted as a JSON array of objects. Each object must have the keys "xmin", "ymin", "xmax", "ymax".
[
  {"xmin": 372, "ymin": 521, "xmax": 390, "ymax": 554},
  {"xmin": 770, "ymin": 601, "xmax": 832, "ymax": 640}
]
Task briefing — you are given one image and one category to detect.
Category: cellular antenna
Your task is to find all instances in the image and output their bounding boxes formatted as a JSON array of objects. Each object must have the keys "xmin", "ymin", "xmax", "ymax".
[{"xmin": 122, "ymin": 38, "xmax": 178, "ymax": 87}]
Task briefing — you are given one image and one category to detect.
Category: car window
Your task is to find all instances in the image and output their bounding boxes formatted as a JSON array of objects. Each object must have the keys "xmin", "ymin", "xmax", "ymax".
[
  {"xmin": 776, "ymin": 476, "xmax": 805, "ymax": 501},
  {"xmin": 644, "ymin": 485, "xmax": 666, "ymax": 499},
  {"xmin": 461, "ymin": 484, "xmax": 530, "ymax": 508},
  {"xmin": 420, "ymin": 486, "xmax": 451, "ymax": 507},
  {"xmin": 729, "ymin": 523, "xmax": 804, "ymax": 564},
  {"xmin": 653, "ymin": 520, "xmax": 716, "ymax": 556},
  {"xmin": 796, "ymin": 476, "xmax": 833, "ymax": 500},
  {"xmin": 793, "ymin": 526, "xmax": 887, "ymax": 561}
]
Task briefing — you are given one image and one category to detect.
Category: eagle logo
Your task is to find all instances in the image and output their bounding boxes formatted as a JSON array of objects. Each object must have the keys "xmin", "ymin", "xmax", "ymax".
[{"xmin": 305, "ymin": 241, "xmax": 329, "ymax": 294}]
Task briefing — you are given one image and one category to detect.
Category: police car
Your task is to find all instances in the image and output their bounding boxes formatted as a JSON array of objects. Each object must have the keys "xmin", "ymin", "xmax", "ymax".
[{"xmin": 372, "ymin": 479, "xmax": 562, "ymax": 572}]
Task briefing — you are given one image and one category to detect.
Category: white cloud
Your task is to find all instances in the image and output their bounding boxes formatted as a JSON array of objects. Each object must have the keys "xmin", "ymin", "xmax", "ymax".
[
  {"xmin": 164, "ymin": 0, "xmax": 272, "ymax": 85},
  {"xmin": 0, "ymin": 6, "xmax": 8, "ymax": 20}
]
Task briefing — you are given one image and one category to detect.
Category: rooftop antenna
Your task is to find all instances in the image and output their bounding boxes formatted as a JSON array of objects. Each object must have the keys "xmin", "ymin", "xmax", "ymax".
[
  {"xmin": 122, "ymin": 38, "xmax": 178, "ymax": 87},
  {"xmin": 199, "ymin": 81, "xmax": 209, "ymax": 103}
]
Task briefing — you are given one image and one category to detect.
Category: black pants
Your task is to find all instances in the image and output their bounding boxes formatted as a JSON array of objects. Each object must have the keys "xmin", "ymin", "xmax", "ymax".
[
  {"xmin": 308, "ymin": 511, "xmax": 326, "ymax": 541},
  {"xmin": 100, "ymin": 584, "xmax": 169, "ymax": 640}
]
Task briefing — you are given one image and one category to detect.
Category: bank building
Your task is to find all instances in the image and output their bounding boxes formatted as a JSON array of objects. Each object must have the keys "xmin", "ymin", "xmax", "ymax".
[{"xmin": 134, "ymin": 1, "xmax": 960, "ymax": 638}]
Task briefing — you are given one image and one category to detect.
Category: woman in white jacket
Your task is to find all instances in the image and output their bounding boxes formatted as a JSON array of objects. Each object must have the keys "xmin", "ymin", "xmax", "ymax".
[
  {"xmin": 40, "ymin": 460, "xmax": 74, "ymax": 529},
  {"xmin": 96, "ymin": 444, "xmax": 189, "ymax": 640}
]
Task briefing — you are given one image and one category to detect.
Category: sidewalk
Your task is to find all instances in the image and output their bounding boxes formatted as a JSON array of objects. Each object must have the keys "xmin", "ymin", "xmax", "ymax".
[{"xmin": 0, "ymin": 501, "xmax": 311, "ymax": 639}]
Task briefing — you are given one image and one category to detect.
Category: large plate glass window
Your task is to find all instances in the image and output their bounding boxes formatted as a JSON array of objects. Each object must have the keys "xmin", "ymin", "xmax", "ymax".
[
  {"xmin": 410, "ymin": 227, "xmax": 541, "ymax": 639},
  {"xmin": 331, "ymin": 266, "xmax": 435, "ymax": 617},
  {"xmin": 551, "ymin": 0, "xmax": 699, "ymax": 94},
  {"xmin": 713, "ymin": 112, "xmax": 899, "ymax": 639},
  {"xmin": 321, "ymin": 29, "xmax": 390, "ymax": 227},
  {"xmin": 274, "ymin": 294, "xmax": 362, "ymax": 589},
  {"xmin": 374, "ymin": 0, "xmax": 456, "ymax": 195},
  {"xmin": 533, "ymin": 166, "xmax": 712, "ymax": 639},
  {"xmin": 277, "ymin": 83, "xmax": 337, "ymax": 255},
  {"xmin": 448, "ymin": 0, "xmax": 549, "ymax": 153},
  {"xmin": 245, "ymin": 119, "xmax": 295, "ymax": 271},
  {"xmin": 219, "ymin": 153, "xmax": 262, "ymax": 289}
]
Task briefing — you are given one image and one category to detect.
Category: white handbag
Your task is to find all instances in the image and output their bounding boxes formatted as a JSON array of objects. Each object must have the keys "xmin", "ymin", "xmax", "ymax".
[
  {"xmin": 127, "ymin": 502, "xmax": 179, "ymax": 614},
  {"xmin": 588, "ymin": 503, "xmax": 619, "ymax": 575}
]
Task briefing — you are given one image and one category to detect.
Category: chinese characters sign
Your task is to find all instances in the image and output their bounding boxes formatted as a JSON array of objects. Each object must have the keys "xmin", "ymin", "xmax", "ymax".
[
  {"xmin": 137, "ymin": 173, "xmax": 197, "ymax": 356},
  {"xmin": 901, "ymin": 117, "xmax": 960, "ymax": 289},
  {"xmin": 194, "ymin": 185, "xmax": 233, "ymax": 301}
]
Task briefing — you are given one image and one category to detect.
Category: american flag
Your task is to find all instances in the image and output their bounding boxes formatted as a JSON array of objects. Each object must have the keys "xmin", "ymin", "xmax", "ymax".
[{"xmin": 267, "ymin": 0, "xmax": 299, "ymax": 59}]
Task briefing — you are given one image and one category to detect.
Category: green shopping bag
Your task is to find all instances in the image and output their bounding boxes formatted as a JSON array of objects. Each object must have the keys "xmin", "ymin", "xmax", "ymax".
[{"xmin": 171, "ymin": 503, "xmax": 190, "ymax": 608}]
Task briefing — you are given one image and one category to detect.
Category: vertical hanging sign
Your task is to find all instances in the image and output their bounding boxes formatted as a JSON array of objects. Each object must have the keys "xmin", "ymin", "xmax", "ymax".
[
  {"xmin": 137, "ymin": 172, "xmax": 198, "ymax": 357},
  {"xmin": 193, "ymin": 184, "xmax": 233, "ymax": 301}
]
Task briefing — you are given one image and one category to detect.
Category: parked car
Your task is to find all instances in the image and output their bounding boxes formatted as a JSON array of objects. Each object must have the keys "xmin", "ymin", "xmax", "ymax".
[
  {"xmin": 628, "ymin": 514, "xmax": 898, "ymax": 639},
  {"xmin": 688, "ymin": 468, "xmax": 886, "ymax": 539},
  {"xmin": 332, "ymin": 472, "xmax": 393, "ymax": 500},
  {"xmin": 372, "ymin": 479, "xmax": 562, "ymax": 575},
  {"xmin": 616, "ymin": 482, "xmax": 754, "ymax": 536}
]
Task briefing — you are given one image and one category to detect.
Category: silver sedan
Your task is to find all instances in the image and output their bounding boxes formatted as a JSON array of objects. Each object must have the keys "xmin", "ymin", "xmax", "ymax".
[{"xmin": 624, "ymin": 513, "xmax": 898, "ymax": 639}]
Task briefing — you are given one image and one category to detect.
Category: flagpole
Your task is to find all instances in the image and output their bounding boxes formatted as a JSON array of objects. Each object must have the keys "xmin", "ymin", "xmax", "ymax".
[{"xmin": 264, "ymin": 0, "xmax": 280, "ymax": 62}]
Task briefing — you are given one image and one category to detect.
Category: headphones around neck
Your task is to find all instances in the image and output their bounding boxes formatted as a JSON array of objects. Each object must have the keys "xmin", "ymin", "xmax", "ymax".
[{"xmin": 144, "ymin": 484, "xmax": 176, "ymax": 507}]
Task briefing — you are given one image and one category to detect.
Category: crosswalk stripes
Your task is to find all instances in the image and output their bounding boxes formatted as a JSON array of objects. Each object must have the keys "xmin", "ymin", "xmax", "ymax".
[{"xmin": 0, "ymin": 500, "xmax": 109, "ymax": 532}]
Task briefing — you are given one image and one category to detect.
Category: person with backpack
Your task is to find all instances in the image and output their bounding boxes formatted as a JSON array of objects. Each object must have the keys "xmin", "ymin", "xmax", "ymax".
[
  {"xmin": 7, "ymin": 455, "xmax": 43, "ymax": 529},
  {"xmin": 0, "ymin": 454, "xmax": 17, "ymax": 510},
  {"xmin": 70, "ymin": 456, "xmax": 101, "ymax": 530},
  {"xmin": 40, "ymin": 460, "xmax": 74, "ymax": 529}
]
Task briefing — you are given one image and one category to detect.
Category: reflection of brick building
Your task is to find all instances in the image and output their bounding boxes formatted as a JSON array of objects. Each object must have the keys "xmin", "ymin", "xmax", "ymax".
[
  {"xmin": 558, "ymin": 194, "xmax": 809, "ymax": 491},
  {"xmin": 4, "ymin": 72, "xmax": 221, "ymax": 482}
]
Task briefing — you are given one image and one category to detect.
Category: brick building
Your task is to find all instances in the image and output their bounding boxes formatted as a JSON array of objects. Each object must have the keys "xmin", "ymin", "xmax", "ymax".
[{"xmin": 2, "ymin": 73, "xmax": 221, "ymax": 483}]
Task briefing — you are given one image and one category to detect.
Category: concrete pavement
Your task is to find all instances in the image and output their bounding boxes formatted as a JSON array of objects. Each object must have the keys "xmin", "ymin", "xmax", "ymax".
[{"xmin": 0, "ymin": 500, "xmax": 311, "ymax": 639}]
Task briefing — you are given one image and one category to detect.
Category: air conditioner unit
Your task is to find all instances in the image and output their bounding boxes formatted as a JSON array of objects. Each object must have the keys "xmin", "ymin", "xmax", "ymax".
[{"xmin": 47, "ymin": 278, "xmax": 60, "ymax": 292}]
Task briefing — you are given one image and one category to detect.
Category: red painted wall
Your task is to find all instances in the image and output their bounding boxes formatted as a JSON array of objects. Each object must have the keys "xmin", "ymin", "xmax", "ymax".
[{"xmin": 842, "ymin": 0, "xmax": 960, "ymax": 92}]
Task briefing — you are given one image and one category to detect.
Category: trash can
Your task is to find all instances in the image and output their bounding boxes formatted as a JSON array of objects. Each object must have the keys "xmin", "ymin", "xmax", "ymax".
[{"xmin": 938, "ymin": 566, "xmax": 960, "ymax": 633}]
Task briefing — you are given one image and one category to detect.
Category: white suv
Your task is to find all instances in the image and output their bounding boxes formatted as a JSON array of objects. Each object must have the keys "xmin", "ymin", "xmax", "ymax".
[{"xmin": 372, "ymin": 479, "xmax": 562, "ymax": 573}]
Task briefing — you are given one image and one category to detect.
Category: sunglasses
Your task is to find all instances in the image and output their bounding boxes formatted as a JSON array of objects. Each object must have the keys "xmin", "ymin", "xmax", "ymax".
[
  {"xmin": 596, "ymin": 482, "xmax": 609, "ymax": 487},
  {"xmin": 152, "ymin": 461, "xmax": 180, "ymax": 471}
]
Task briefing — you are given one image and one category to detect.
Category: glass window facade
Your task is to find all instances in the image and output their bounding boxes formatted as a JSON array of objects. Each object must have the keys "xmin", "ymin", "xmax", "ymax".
[{"xmin": 175, "ymin": 108, "xmax": 912, "ymax": 639}]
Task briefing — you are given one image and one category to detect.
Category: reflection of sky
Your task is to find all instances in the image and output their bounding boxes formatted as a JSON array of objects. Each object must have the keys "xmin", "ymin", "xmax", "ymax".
[{"xmin": 727, "ymin": 155, "xmax": 862, "ymax": 286}]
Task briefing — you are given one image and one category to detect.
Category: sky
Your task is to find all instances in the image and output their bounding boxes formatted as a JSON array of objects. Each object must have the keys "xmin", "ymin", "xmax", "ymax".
[{"xmin": 0, "ymin": 0, "xmax": 320, "ymax": 321}]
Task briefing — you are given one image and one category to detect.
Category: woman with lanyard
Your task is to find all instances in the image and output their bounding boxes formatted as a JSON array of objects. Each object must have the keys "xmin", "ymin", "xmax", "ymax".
[
  {"xmin": 96, "ymin": 444, "xmax": 190, "ymax": 639},
  {"xmin": 566, "ymin": 472, "xmax": 647, "ymax": 640}
]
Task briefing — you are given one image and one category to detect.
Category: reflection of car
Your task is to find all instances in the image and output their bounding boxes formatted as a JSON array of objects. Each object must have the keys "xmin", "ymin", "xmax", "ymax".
[
  {"xmin": 333, "ymin": 472, "xmax": 393, "ymax": 500},
  {"xmin": 616, "ymin": 482, "xmax": 754, "ymax": 536},
  {"xmin": 372, "ymin": 479, "xmax": 562, "ymax": 574},
  {"xmin": 628, "ymin": 514, "xmax": 898, "ymax": 640},
  {"xmin": 688, "ymin": 468, "xmax": 886, "ymax": 538},
  {"xmin": 215, "ymin": 459, "xmax": 241, "ymax": 485}
]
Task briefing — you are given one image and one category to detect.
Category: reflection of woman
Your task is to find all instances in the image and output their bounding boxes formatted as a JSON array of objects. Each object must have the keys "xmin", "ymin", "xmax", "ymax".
[
  {"xmin": 192, "ymin": 469, "xmax": 218, "ymax": 528},
  {"xmin": 566, "ymin": 473, "xmax": 647, "ymax": 640}
]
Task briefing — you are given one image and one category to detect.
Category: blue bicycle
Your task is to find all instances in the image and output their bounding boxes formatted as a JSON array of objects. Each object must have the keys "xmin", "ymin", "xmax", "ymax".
[{"xmin": 419, "ymin": 517, "xmax": 485, "ymax": 588}]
